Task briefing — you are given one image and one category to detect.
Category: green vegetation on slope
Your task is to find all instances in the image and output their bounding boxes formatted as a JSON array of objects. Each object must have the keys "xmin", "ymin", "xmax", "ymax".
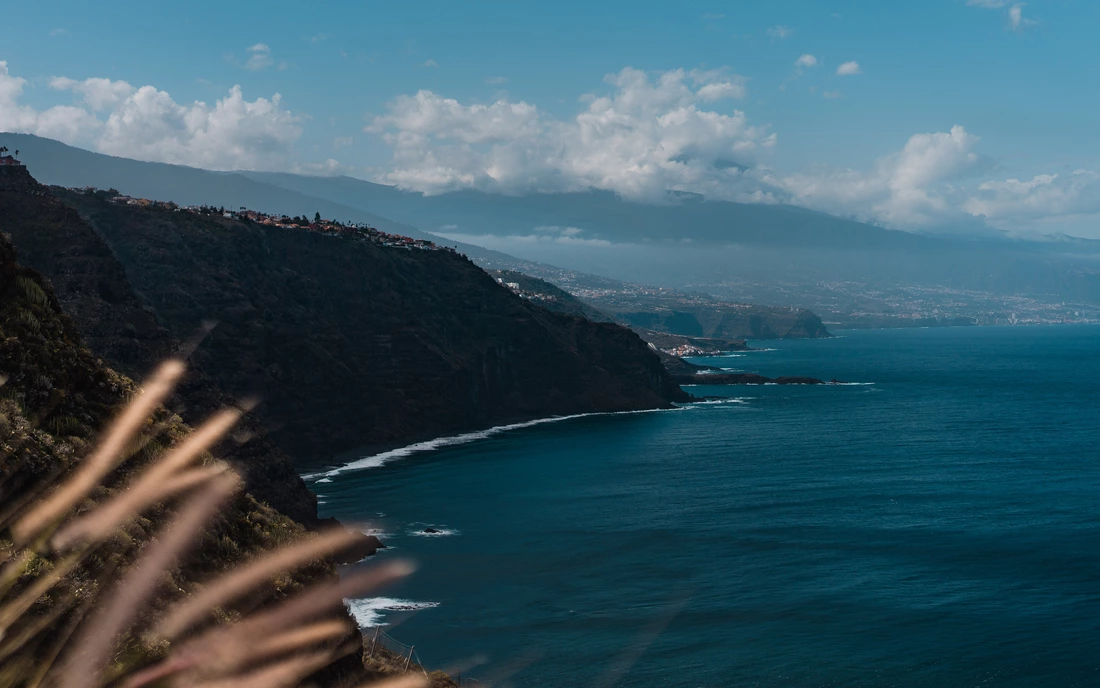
[{"xmin": 2, "ymin": 174, "xmax": 686, "ymax": 471}]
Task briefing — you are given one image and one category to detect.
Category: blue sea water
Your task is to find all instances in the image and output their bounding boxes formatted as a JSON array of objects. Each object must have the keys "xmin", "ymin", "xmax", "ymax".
[{"xmin": 311, "ymin": 325, "xmax": 1100, "ymax": 687}]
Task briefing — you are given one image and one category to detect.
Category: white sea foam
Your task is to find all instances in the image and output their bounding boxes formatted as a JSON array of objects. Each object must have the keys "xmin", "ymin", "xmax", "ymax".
[
  {"xmin": 344, "ymin": 597, "xmax": 440, "ymax": 627},
  {"xmin": 305, "ymin": 408, "xmax": 681, "ymax": 479},
  {"xmin": 827, "ymin": 382, "xmax": 876, "ymax": 386},
  {"xmin": 690, "ymin": 398, "xmax": 752, "ymax": 405},
  {"xmin": 356, "ymin": 525, "xmax": 389, "ymax": 539},
  {"xmin": 315, "ymin": 477, "xmax": 333, "ymax": 483}
]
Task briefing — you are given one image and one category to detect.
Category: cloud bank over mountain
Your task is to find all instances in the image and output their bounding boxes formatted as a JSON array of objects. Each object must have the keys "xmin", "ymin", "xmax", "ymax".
[
  {"xmin": 366, "ymin": 67, "xmax": 771, "ymax": 202},
  {"xmin": 2, "ymin": 59, "xmax": 1099, "ymax": 238},
  {"xmin": 1, "ymin": 60, "xmax": 301, "ymax": 171}
]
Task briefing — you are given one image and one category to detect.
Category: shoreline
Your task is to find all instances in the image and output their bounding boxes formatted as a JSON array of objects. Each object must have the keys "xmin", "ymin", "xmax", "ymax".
[{"xmin": 303, "ymin": 406, "xmax": 688, "ymax": 480}]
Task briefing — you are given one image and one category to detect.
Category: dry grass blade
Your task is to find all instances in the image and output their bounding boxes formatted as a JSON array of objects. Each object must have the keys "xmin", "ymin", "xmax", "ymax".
[
  {"xmin": 249, "ymin": 619, "xmax": 352, "ymax": 663},
  {"xmin": 592, "ymin": 594, "xmax": 688, "ymax": 688},
  {"xmin": 121, "ymin": 621, "xmax": 350, "ymax": 688},
  {"xmin": 56, "ymin": 471, "xmax": 238, "ymax": 688},
  {"xmin": 12, "ymin": 360, "xmax": 186, "ymax": 546},
  {"xmin": 0, "ymin": 588, "xmax": 77, "ymax": 665},
  {"xmin": 358, "ymin": 674, "xmax": 431, "ymax": 688},
  {"xmin": 53, "ymin": 460, "xmax": 233, "ymax": 550},
  {"xmin": 230, "ymin": 561, "xmax": 415, "ymax": 639},
  {"xmin": 158, "ymin": 562, "xmax": 414, "ymax": 681},
  {"xmin": 0, "ymin": 552, "xmax": 81, "ymax": 634},
  {"xmin": 0, "ymin": 550, "xmax": 33, "ymax": 603},
  {"xmin": 188, "ymin": 650, "xmax": 335, "ymax": 688},
  {"xmin": 157, "ymin": 527, "xmax": 363, "ymax": 639}
]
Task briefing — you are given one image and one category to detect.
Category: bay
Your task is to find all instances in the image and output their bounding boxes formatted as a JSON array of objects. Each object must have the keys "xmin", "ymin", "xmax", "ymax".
[{"xmin": 312, "ymin": 325, "xmax": 1100, "ymax": 687}]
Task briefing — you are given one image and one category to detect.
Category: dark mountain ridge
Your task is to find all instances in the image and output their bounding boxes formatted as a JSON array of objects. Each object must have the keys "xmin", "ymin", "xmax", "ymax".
[
  {"xmin": 1, "ymin": 164, "xmax": 687, "ymax": 477},
  {"xmin": 0, "ymin": 229, "xmax": 386, "ymax": 686}
]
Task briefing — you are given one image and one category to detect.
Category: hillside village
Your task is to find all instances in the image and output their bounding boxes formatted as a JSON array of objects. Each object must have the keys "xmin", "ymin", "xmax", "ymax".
[{"xmin": 72, "ymin": 186, "xmax": 458, "ymax": 252}]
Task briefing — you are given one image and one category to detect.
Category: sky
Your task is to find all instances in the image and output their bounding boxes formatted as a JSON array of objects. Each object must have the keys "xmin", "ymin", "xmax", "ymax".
[{"xmin": 3, "ymin": 0, "xmax": 1100, "ymax": 238}]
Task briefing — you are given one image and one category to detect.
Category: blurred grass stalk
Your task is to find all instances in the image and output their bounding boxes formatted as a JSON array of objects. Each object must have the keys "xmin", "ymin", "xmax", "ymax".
[{"xmin": 0, "ymin": 360, "xmax": 425, "ymax": 688}]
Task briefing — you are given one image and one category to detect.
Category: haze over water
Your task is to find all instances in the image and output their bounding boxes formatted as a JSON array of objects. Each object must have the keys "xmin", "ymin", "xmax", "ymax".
[{"xmin": 314, "ymin": 326, "xmax": 1100, "ymax": 687}]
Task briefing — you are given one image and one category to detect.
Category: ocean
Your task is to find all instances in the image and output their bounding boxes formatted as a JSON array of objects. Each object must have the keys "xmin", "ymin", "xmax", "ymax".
[{"xmin": 309, "ymin": 325, "xmax": 1100, "ymax": 687}]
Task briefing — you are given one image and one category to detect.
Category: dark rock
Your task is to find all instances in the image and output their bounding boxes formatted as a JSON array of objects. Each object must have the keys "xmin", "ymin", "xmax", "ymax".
[
  {"xmin": 423, "ymin": 527, "xmax": 441, "ymax": 534},
  {"xmin": 334, "ymin": 533, "xmax": 387, "ymax": 564}
]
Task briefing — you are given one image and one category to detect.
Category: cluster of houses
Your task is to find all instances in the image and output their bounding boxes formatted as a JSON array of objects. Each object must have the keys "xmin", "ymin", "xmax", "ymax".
[
  {"xmin": 0, "ymin": 147, "xmax": 23, "ymax": 166},
  {"xmin": 72, "ymin": 187, "xmax": 457, "ymax": 253},
  {"xmin": 494, "ymin": 277, "xmax": 567, "ymax": 305},
  {"xmin": 659, "ymin": 343, "xmax": 726, "ymax": 357}
]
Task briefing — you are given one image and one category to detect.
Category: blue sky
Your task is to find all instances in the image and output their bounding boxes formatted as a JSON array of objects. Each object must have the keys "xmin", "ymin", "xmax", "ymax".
[{"xmin": 4, "ymin": 0, "xmax": 1100, "ymax": 237}]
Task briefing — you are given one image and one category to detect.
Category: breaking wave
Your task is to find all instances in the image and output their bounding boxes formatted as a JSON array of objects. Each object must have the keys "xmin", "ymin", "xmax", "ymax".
[
  {"xmin": 305, "ymin": 408, "xmax": 683, "ymax": 479},
  {"xmin": 344, "ymin": 597, "xmax": 440, "ymax": 627}
]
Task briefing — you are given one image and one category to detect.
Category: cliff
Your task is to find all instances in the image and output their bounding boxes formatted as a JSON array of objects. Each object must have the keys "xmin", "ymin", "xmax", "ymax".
[
  {"xmin": 1, "ymin": 168, "xmax": 687, "ymax": 475},
  {"xmin": 0, "ymin": 231, "xmax": 382, "ymax": 686},
  {"xmin": 0, "ymin": 169, "xmax": 322, "ymax": 524}
]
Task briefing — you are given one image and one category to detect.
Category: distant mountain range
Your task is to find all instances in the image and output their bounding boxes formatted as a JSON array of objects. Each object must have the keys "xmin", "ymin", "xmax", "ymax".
[{"xmin": 6, "ymin": 133, "xmax": 1100, "ymax": 325}]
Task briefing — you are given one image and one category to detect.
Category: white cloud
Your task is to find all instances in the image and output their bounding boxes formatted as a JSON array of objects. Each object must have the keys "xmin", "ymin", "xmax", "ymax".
[
  {"xmin": 245, "ymin": 43, "xmax": 274, "ymax": 71},
  {"xmin": 366, "ymin": 68, "xmax": 1100, "ymax": 236},
  {"xmin": 486, "ymin": 76, "xmax": 508, "ymax": 85},
  {"xmin": 777, "ymin": 128, "xmax": 1100, "ymax": 235},
  {"xmin": 0, "ymin": 61, "xmax": 302, "ymax": 171},
  {"xmin": 795, "ymin": 54, "xmax": 818, "ymax": 68},
  {"xmin": 778, "ymin": 125, "xmax": 983, "ymax": 226},
  {"xmin": 963, "ymin": 171, "xmax": 1100, "ymax": 228},
  {"xmin": 423, "ymin": 59, "xmax": 438, "ymax": 68},
  {"xmin": 0, "ymin": 62, "xmax": 38, "ymax": 133},
  {"xmin": 292, "ymin": 157, "xmax": 356, "ymax": 176},
  {"xmin": 50, "ymin": 76, "xmax": 135, "ymax": 111},
  {"xmin": 333, "ymin": 136, "xmax": 354, "ymax": 148},
  {"xmin": 49, "ymin": 28, "xmax": 69, "ymax": 37},
  {"xmin": 366, "ymin": 67, "xmax": 770, "ymax": 201},
  {"xmin": 836, "ymin": 61, "xmax": 862, "ymax": 76},
  {"xmin": 1008, "ymin": 4, "xmax": 1035, "ymax": 30},
  {"xmin": 767, "ymin": 25, "xmax": 792, "ymax": 38},
  {"xmin": 969, "ymin": 0, "xmax": 1036, "ymax": 30}
]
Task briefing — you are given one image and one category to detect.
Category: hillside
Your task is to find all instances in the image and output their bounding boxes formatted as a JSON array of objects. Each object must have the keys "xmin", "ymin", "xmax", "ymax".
[
  {"xmin": 1, "ymin": 164, "xmax": 687, "ymax": 473},
  {"xmin": 0, "ymin": 165, "xmax": 322, "ymax": 523},
  {"xmin": 4, "ymin": 135, "xmax": 854, "ymax": 334},
  {"xmin": 609, "ymin": 301, "xmax": 829, "ymax": 340},
  {"xmin": 0, "ymin": 230, "xmax": 386, "ymax": 686},
  {"xmin": 1, "ymin": 133, "xmax": 520, "ymax": 267},
  {"xmin": 486, "ymin": 269, "xmax": 616, "ymax": 322},
  {"xmin": 487, "ymin": 269, "xmax": 765, "ymax": 349}
]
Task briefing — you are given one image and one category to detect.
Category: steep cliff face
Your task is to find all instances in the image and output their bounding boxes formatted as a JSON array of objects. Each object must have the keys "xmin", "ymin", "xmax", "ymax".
[
  {"xmin": 0, "ymin": 232, "xmax": 376, "ymax": 685},
  {"xmin": 0, "ymin": 165, "xmax": 171, "ymax": 370},
  {"xmin": 0, "ymin": 170, "xmax": 318, "ymax": 524},
  {"xmin": 2, "ymin": 169, "xmax": 686, "ymax": 473}
]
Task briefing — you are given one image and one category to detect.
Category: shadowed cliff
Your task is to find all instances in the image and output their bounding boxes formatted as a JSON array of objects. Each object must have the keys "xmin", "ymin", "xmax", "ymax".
[{"xmin": 1, "ymin": 165, "xmax": 687, "ymax": 476}]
